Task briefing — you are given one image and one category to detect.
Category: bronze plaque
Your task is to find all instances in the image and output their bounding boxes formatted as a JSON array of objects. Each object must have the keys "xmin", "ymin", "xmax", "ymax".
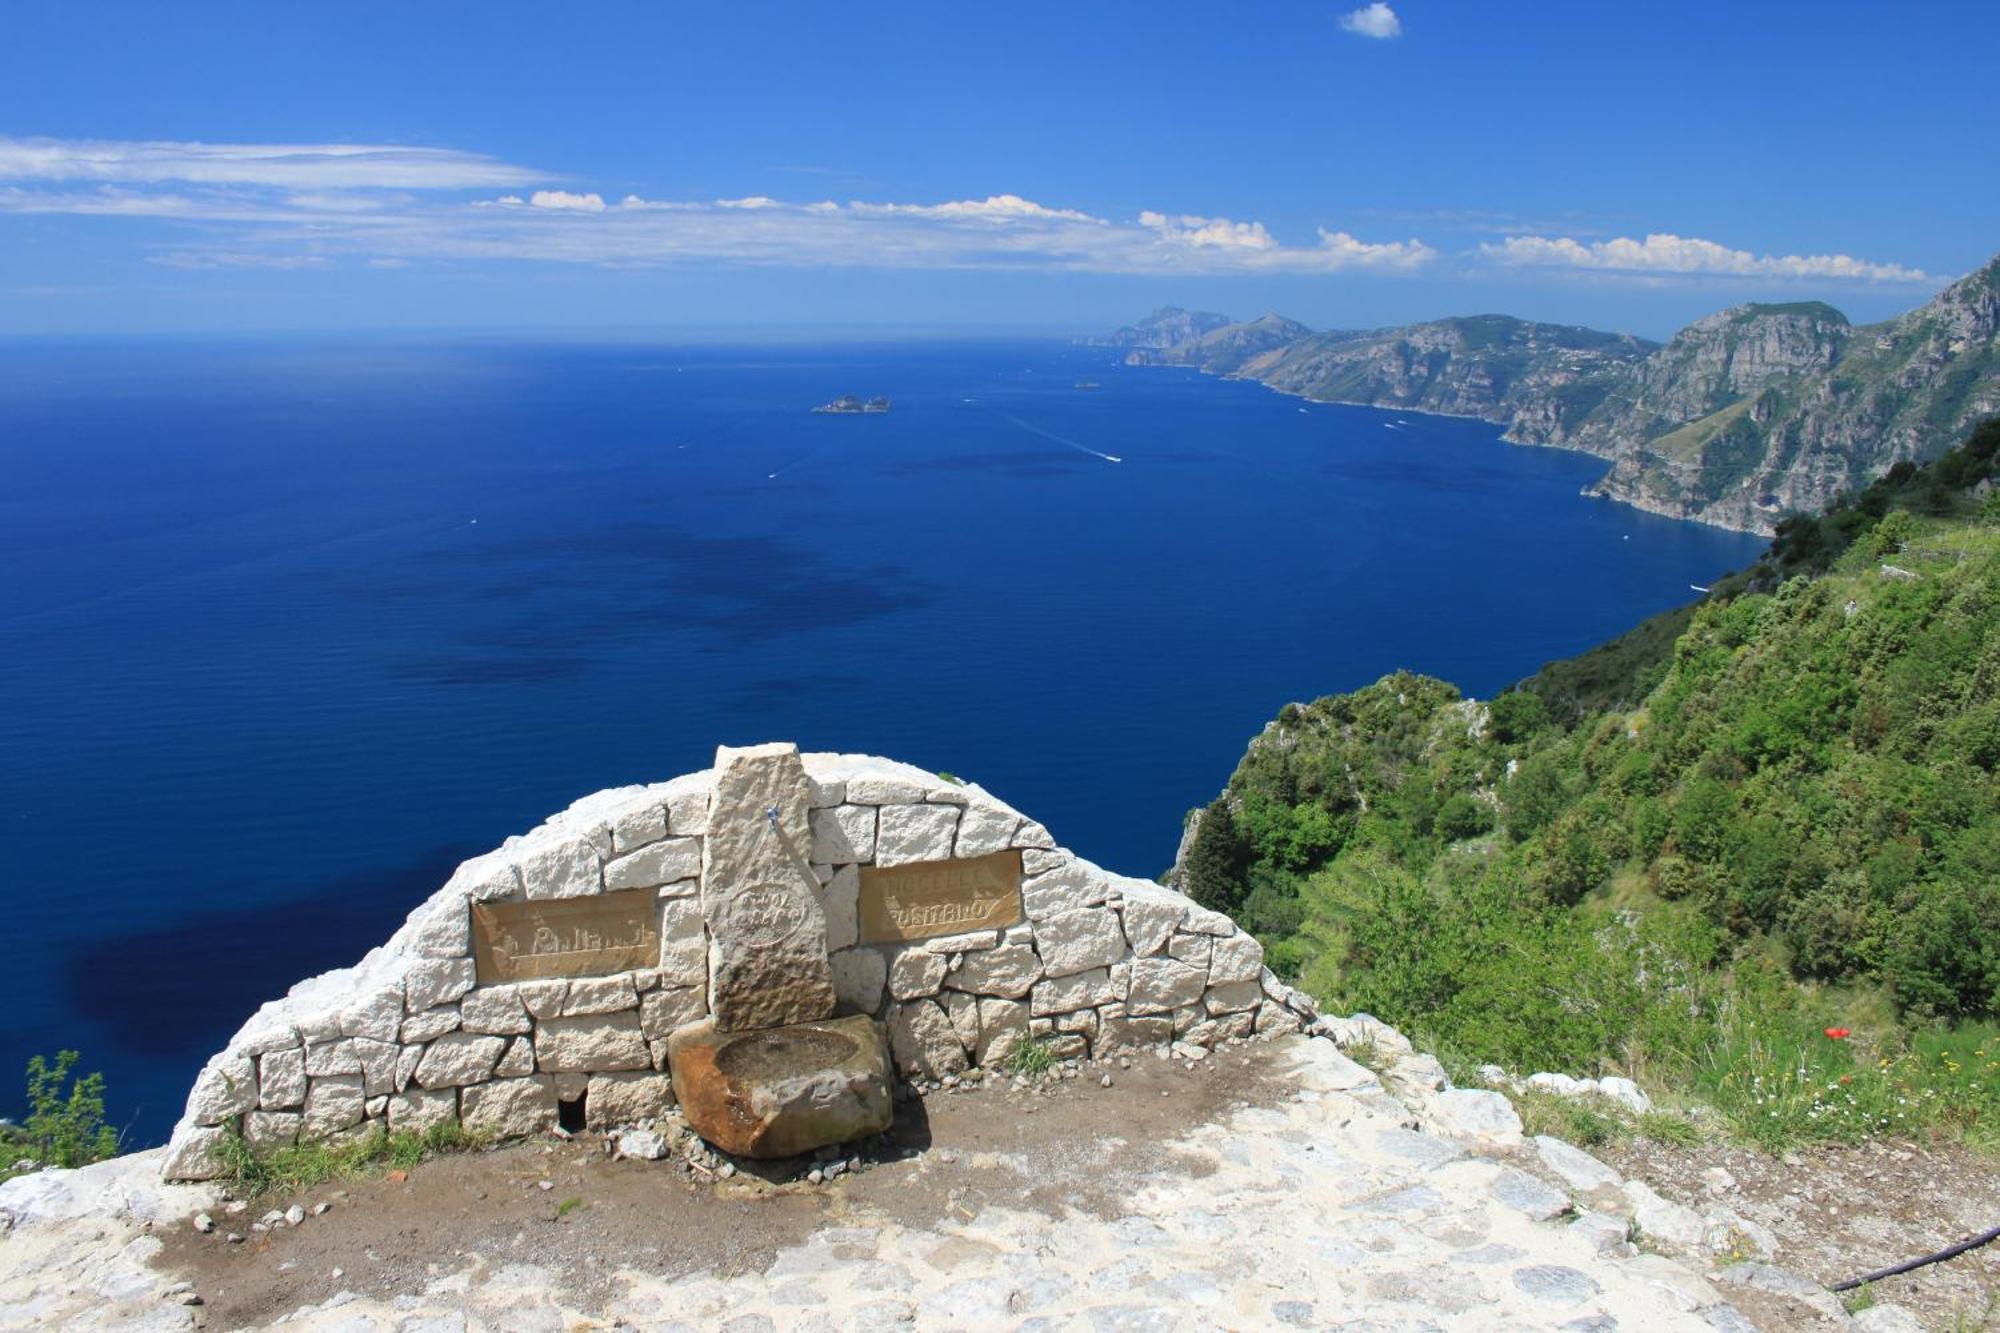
[
  {"xmin": 858, "ymin": 849, "xmax": 1024, "ymax": 944},
  {"xmin": 471, "ymin": 888, "xmax": 661, "ymax": 985}
]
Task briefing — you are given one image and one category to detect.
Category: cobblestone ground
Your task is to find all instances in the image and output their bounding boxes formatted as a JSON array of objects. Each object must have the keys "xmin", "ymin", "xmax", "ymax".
[{"xmin": 0, "ymin": 1037, "xmax": 1758, "ymax": 1331}]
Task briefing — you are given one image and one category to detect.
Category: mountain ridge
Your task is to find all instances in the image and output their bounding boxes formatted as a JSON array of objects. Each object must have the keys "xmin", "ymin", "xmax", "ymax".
[{"xmin": 1110, "ymin": 255, "xmax": 2000, "ymax": 533}]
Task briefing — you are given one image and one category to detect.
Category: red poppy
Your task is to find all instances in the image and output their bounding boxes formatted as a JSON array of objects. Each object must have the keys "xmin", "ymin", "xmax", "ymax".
[{"xmin": 1824, "ymin": 1027, "xmax": 1852, "ymax": 1040}]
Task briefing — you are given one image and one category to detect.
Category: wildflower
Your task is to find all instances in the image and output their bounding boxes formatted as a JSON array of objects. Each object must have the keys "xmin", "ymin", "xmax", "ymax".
[{"xmin": 1824, "ymin": 1028, "xmax": 1851, "ymax": 1040}]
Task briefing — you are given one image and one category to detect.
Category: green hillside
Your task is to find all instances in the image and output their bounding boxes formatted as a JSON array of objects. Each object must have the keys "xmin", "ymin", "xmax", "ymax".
[{"xmin": 1182, "ymin": 418, "xmax": 2000, "ymax": 1147}]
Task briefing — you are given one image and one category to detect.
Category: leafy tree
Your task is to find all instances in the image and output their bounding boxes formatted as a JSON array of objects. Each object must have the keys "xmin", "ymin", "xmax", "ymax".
[
  {"xmin": 1181, "ymin": 798, "xmax": 1253, "ymax": 912},
  {"xmin": 23, "ymin": 1051, "xmax": 119, "ymax": 1169}
]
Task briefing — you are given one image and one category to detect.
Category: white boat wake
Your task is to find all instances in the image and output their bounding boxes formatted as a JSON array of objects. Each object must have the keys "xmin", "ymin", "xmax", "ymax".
[{"xmin": 997, "ymin": 412, "xmax": 1122, "ymax": 463}]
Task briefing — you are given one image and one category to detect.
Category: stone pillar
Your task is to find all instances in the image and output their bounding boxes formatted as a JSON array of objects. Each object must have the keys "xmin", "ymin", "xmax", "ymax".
[{"xmin": 701, "ymin": 742, "xmax": 836, "ymax": 1031}]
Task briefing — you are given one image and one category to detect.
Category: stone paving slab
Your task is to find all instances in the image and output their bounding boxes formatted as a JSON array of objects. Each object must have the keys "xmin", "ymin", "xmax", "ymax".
[{"xmin": 0, "ymin": 1036, "xmax": 1757, "ymax": 1331}]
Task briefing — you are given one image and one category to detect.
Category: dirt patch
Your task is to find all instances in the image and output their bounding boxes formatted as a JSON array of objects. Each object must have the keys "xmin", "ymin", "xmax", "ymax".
[
  {"xmin": 1599, "ymin": 1134, "xmax": 2000, "ymax": 1330},
  {"xmin": 150, "ymin": 1049, "xmax": 1287, "ymax": 1329}
]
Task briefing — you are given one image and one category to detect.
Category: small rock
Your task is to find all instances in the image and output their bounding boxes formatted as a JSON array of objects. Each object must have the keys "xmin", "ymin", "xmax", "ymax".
[
  {"xmin": 807, "ymin": 1168, "xmax": 824, "ymax": 1184},
  {"xmin": 537, "ymin": 1179, "xmax": 554, "ymax": 1191},
  {"xmin": 225, "ymin": 1233, "xmax": 245, "ymax": 1245},
  {"xmin": 1100, "ymin": 1074, "xmax": 1113, "ymax": 1088},
  {"xmin": 261, "ymin": 1210, "xmax": 286, "ymax": 1227},
  {"xmin": 224, "ymin": 1200, "xmax": 248, "ymax": 1215},
  {"xmin": 284, "ymin": 1205, "xmax": 305, "ymax": 1227},
  {"xmin": 312, "ymin": 1201, "xmax": 332, "ymax": 1216},
  {"xmin": 718, "ymin": 1163, "xmax": 736, "ymax": 1179},
  {"xmin": 1850, "ymin": 1304, "xmax": 1928, "ymax": 1333},
  {"xmin": 193, "ymin": 1213, "xmax": 215, "ymax": 1234}
]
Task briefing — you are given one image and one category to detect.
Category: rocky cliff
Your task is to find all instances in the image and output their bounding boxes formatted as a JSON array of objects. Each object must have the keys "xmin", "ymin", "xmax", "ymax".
[
  {"xmin": 1106, "ymin": 253, "xmax": 2000, "ymax": 533},
  {"xmin": 1561, "ymin": 258, "xmax": 2000, "ymax": 532},
  {"xmin": 1130, "ymin": 312, "xmax": 1655, "ymax": 429},
  {"xmin": 1088, "ymin": 305, "xmax": 1234, "ymax": 350}
]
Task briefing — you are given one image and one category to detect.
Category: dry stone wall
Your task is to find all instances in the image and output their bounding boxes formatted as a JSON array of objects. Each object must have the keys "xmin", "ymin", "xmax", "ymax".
[{"xmin": 162, "ymin": 749, "xmax": 1318, "ymax": 1180}]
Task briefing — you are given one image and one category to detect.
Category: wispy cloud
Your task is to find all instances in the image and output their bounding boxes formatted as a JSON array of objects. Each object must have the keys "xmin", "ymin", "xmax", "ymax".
[
  {"xmin": 0, "ymin": 135, "xmax": 542, "ymax": 189},
  {"xmin": 0, "ymin": 135, "xmax": 1437, "ymax": 278},
  {"xmin": 1339, "ymin": 3, "xmax": 1402, "ymax": 39},
  {"xmin": 0, "ymin": 135, "xmax": 1936, "ymax": 288},
  {"xmin": 1483, "ymin": 232, "xmax": 1933, "ymax": 283}
]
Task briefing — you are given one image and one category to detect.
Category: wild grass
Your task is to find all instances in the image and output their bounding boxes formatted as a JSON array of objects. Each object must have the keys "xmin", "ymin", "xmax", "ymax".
[
  {"xmin": 1001, "ymin": 1036, "xmax": 1058, "ymax": 1078},
  {"xmin": 219, "ymin": 1119, "xmax": 488, "ymax": 1197}
]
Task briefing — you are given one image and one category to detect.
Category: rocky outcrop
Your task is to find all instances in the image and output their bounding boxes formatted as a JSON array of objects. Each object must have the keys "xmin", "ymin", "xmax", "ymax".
[
  {"xmin": 1087, "ymin": 305, "xmax": 1233, "ymax": 350},
  {"xmin": 1128, "ymin": 312, "xmax": 1314, "ymax": 375},
  {"xmin": 1566, "ymin": 257, "xmax": 2000, "ymax": 532},
  {"xmin": 1129, "ymin": 312, "xmax": 1656, "ymax": 430},
  {"xmin": 161, "ymin": 749, "xmax": 1317, "ymax": 1180},
  {"xmin": 1106, "ymin": 254, "xmax": 2000, "ymax": 533}
]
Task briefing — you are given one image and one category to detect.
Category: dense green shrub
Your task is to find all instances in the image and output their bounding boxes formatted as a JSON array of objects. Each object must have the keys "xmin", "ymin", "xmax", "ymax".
[{"xmin": 1179, "ymin": 422, "xmax": 2000, "ymax": 1137}]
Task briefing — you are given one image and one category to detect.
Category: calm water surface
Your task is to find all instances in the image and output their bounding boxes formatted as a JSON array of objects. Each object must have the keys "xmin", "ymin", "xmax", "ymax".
[{"xmin": 0, "ymin": 338, "xmax": 1765, "ymax": 1139}]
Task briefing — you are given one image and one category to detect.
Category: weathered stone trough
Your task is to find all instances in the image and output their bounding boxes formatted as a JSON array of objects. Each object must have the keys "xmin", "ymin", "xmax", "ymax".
[{"xmin": 161, "ymin": 742, "xmax": 1318, "ymax": 1179}]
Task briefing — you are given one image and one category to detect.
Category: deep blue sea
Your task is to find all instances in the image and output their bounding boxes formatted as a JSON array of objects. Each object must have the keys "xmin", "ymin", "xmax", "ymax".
[{"xmin": 0, "ymin": 338, "xmax": 1765, "ymax": 1141}]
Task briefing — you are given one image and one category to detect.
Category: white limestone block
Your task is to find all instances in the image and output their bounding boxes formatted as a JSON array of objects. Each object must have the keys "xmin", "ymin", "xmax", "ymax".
[
  {"xmin": 562, "ymin": 974, "xmax": 640, "ymax": 1016},
  {"xmin": 585, "ymin": 1072, "xmax": 675, "ymax": 1128},
  {"xmin": 819, "ymin": 864, "xmax": 860, "ymax": 952},
  {"xmin": 339, "ymin": 987, "xmax": 405, "ymax": 1043},
  {"xmin": 609, "ymin": 802, "xmax": 667, "ymax": 855},
  {"xmin": 300, "ymin": 1076, "xmax": 365, "ymax": 1141},
  {"xmin": 830, "ymin": 948, "xmax": 886, "ymax": 1015},
  {"xmin": 888, "ymin": 1000, "xmax": 967, "ymax": 1080},
  {"xmin": 638, "ymin": 985, "xmax": 706, "ymax": 1040},
  {"xmin": 493, "ymin": 1036, "xmax": 535, "ymax": 1079},
  {"xmin": 847, "ymin": 776, "xmax": 929, "ymax": 805},
  {"xmin": 413, "ymin": 1033, "xmax": 506, "ymax": 1090},
  {"xmin": 1127, "ymin": 957, "xmax": 1207, "ymax": 1015},
  {"xmin": 953, "ymin": 802, "xmax": 1020, "ymax": 858},
  {"xmin": 656, "ymin": 896, "xmax": 707, "ymax": 987},
  {"xmin": 604, "ymin": 837, "xmax": 700, "ymax": 891},
  {"xmin": 461, "ymin": 1076, "xmax": 557, "ymax": 1138},
  {"xmin": 1034, "ymin": 907, "xmax": 1125, "ymax": 978},
  {"xmin": 517, "ymin": 980, "xmax": 568, "ymax": 1020},
  {"xmin": 974, "ymin": 997, "xmax": 1028, "ymax": 1064},
  {"xmin": 258, "ymin": 1048, "xmax": 307, "ymax": 1110},
  {"xmin": 874, "ymin": 803, "xmax": 961, "ymax": 866},
  {"xmin": 534, "ymin": 1012, "xmax": 650, "ymax": 1072},
  {"xmin": 387, "ymin": 1088, "xmax": 458, "ymax": 1133},
  {"xmin": 889, "ymin": 949, "xmax": 947, "ymax": 1000},
  {"xmin": 405, "ymin": 958, "xmax": 476, "ymax": 1013},
  {"xmin": 1021, "ymin": 862, "xmax": 1108, "ymax": 918},
  {"xmin": 1031, "ymin": 967, "xmax": 1116, "ymax": 1016},
  {"xmin": 1203, "ymin": 980, "xmax": 1263, "ymax": 1015},
  {"xmin": 399, "ymin": 1006, "xmax": 461, "ymax": 1044},
  {"xmin": 942, "ymin": 943, "xmax": 1043, "ymax": 999},
  {"xmin": 1207, "ymin": 933, "xmax": 1265, "ymax": 986},
  {"xmin": 186, "ymin": 1055, "xmax": 257, "ymax": 1126},
  {"xmin": 243, "ymin": 1110, "xmax": 300, "ymax": 1152},
  {"xmin": 517, "ymin": 832, "xmax": 603, "ymax": 900},
  {"xmin": 810, "ymin": 805, "xmax": 877, "ymax": 863},
  {"xmin": 460, "ymin": 986, "xmax": 532, "ymax": 1035}
]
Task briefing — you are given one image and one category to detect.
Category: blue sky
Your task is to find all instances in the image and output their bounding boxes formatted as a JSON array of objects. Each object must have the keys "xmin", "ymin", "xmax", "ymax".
[{"xmin": 2, "ymin": 1, "xmax": 1995, "ymax": 338}]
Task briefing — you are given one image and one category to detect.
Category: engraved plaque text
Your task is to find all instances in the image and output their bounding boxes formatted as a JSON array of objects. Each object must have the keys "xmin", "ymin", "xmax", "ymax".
[
  {"xmin": 858, "ymin": 849, "xmax": 1024, "ymax": 944},
  {"xmin": 472, "ymin": 888, "xmax": 661, "ymax": 985}
]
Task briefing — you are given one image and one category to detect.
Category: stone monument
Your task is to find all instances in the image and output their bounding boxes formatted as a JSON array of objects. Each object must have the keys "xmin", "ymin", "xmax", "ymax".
[{"xmin": 667, "ymin": 743, "xmax": 894, "ymax": 1157}]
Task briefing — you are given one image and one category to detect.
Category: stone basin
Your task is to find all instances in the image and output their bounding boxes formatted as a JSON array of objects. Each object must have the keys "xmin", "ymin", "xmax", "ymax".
[{"xmin": 667, "ymin": 1013, "xmax": 893, "ymax": 1159}]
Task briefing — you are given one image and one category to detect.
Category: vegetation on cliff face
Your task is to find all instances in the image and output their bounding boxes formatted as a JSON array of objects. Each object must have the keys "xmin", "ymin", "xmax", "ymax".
[
  {"xmin": 1181, "ymin": 419, "xmax": 2000, "ymax": 1146},
  {"xmin": 1114, "ymin": 254, "xmax": 2000, "ymax": 534}
]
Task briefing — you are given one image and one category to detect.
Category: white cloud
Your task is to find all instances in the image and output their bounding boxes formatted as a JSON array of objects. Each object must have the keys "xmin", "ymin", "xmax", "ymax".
[
  {"xmin": 0, "ymin": 135, "xmax": 542, "ymax": 189},
  {"xmin": 1339, "ymin": 3, "xmax": 1402, "ymax": 39},
  {"xmin": 528, "ymin": 189, "xmax": 605, "ymax": 212},
  {"xmin": 0, "ymin": 135, "xmax": 1437, "ymax": 277},
  {"xmin": 854, "ymin": 193, "xmax": 1104, "ymax": 224},
  {"xmin": 1481, "ymin": 232, "xmax": 1933, "ymax": 283}
]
